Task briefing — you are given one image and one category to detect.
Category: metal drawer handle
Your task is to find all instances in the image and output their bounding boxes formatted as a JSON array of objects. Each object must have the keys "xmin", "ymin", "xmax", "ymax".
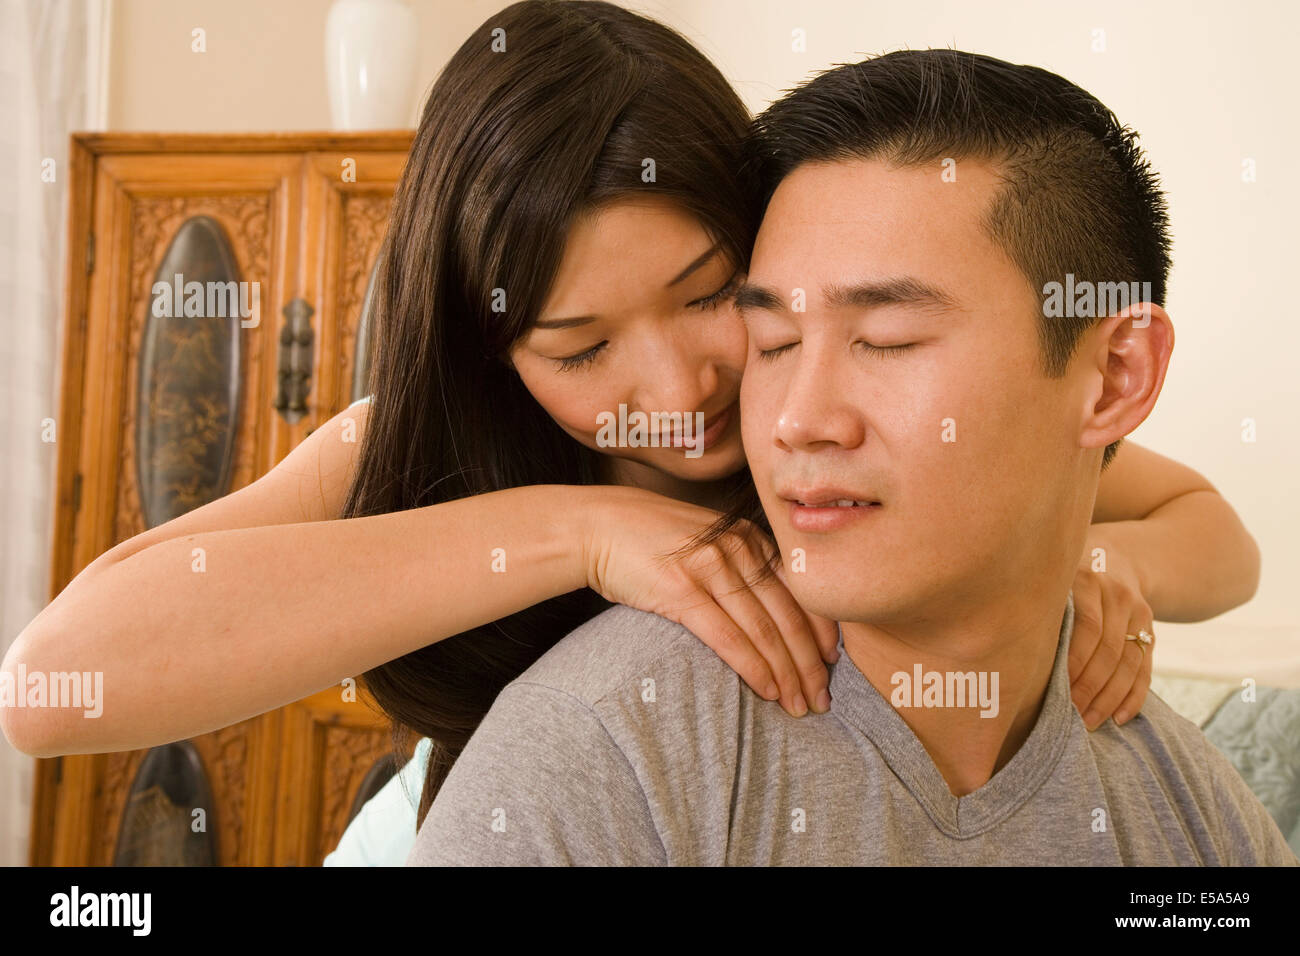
[{"xmin": 273, "ymin": 297, "xmax": 314, "ymax": 424}]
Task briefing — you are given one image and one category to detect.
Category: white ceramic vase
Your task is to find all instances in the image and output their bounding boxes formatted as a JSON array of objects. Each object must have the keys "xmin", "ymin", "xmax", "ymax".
[{"xmin": 324, "ymin": 0, "xmax": 417, "ymax": 129}]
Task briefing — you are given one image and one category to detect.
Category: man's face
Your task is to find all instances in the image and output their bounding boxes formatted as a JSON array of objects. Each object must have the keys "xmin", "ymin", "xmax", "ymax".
[{"xmin": 739, "ymin": 158, "xmax": 1091, "ymax": 626}]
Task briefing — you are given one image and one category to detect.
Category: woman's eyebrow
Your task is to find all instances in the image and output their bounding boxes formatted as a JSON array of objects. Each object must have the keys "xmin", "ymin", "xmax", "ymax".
[
  {"xmin": 666, "ymin": 242, "xmax": 722, "ymax": 287},
  {"xmin": 532, "ymin": 314, "xmax": 597, "ymax": 330},
  {"xmin": 535, "ymin": 243, "xmax": 725, "ymax": 329}
]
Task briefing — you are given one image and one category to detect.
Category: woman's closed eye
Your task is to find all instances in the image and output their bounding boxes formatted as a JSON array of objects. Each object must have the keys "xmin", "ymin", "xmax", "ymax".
[
  {"xmin": 688, "ymin": 271, "xmax": 742, "ymax": 311},
  {"xmin": 554, "ymin": 341, "xmax": 608, "ymax": 371},
  {"xmin": 551, "ymin": 272, "xmax": 743, "ymax": 372}
]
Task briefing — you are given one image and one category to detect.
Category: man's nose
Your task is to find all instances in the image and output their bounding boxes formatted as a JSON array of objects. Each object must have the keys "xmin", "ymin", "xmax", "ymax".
[{"xmin": 772, "ymin": 344, "xmax": 865, "ymax": 452}]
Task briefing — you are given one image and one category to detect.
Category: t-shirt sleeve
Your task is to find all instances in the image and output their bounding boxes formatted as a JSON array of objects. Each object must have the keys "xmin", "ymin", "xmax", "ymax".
[
  {"xmin": 405, "ymin": 681, "xmax": 666, "ymax": 866},
  {"xmin": 1203, "ymin": 734, "xmax": 1299, "ymax": 866}
]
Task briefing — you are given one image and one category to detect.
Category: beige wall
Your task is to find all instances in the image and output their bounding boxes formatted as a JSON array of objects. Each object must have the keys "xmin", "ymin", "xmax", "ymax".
[
  {"xmin": 107, "ymin": 0, "xmax": 1299, "ymax": 679},
  {"xmin": 107, "ymin": 0, "xmax": 510, "ymax": 130}
]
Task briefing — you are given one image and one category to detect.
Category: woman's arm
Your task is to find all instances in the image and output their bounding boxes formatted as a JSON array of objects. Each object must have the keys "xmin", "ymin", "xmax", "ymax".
[
  {"xmin": 2, "ymin": 405, "xmax": 831, "ymax": 757},
  {"xmin": 1, "ymin": 402, "xmax": 600, "ymax": 756},
  {"xmin": 1090, "ymin": 441, "xmax": 1260, "ymax": 622}
]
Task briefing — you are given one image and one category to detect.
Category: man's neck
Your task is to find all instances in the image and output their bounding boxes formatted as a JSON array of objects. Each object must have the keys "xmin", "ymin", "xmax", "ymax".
[{"xmin": 839, "ymin": 587, "xmax": 1070, "ymax": 797}]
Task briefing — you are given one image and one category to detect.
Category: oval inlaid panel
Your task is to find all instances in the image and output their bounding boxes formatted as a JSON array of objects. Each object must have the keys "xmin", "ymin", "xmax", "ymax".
[{"xmin": 137, "ymin": 215, "xmax": 243, "ymax": 528}]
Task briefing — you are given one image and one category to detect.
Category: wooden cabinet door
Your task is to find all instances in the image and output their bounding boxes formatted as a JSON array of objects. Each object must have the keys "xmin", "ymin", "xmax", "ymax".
[
  {"xmin": 33, "ymin": 134, "xmax": 414, "ymax": 866},
  {"xmin": 39, "ymin": 142, "xmax": 301, "ymax": 866},
  {"xmin": 271, "ymin": 147, "xmax": 411, "ymax": 864}
]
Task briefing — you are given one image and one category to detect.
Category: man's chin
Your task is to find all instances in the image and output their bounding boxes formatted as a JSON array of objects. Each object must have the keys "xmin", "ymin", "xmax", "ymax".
[{"xmin": 782, "ymin": 576, "xmax": 895, "ymax": 626}]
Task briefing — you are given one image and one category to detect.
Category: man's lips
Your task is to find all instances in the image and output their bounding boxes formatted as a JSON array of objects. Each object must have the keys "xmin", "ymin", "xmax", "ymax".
[
  {"xmin": 779, "ymin": 485, "xmax": 881, "ymax": 507},
  {"xmin": 779, "ymin": 486, "xmax": 883, "ymax": 532}
]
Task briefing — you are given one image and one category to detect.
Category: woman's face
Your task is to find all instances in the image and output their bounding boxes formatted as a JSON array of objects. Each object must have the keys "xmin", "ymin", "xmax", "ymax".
[{"xmin": 510, "ymin": 197, "xmax": 749, "ymax": 485}]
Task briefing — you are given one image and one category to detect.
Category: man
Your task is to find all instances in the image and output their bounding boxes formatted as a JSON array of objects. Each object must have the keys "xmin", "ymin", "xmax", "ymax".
[{"xmin": 406, "ymin": 50, "xmax": 1296, "ymax": 865}]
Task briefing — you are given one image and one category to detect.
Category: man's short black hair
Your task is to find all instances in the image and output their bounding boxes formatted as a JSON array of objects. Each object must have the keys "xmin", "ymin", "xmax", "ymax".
[{"xmin": 746, "ymin": 49, "xmax": 1173, "ymax": 469}]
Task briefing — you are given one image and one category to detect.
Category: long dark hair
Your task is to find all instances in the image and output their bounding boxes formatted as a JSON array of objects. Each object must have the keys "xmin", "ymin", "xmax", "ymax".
[{"xmin": 341, "ymin": 0, "xmax": 759, "ymax": 827}]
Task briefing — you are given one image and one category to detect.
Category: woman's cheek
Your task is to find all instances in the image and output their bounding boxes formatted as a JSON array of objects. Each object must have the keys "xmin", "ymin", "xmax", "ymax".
[
  {"xmin": 509, "ymin": 363, "xmax": 594, "ymax": 444},
  {"xmin": 715, "ymin": 309, "xmax": 750, "ymax": 371}
]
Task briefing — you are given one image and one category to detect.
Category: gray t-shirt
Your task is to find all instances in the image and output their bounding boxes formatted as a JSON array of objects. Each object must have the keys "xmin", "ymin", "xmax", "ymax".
[{"xmin": 407, "ymin": 593, "xmax": 1297, "ymax": 866}]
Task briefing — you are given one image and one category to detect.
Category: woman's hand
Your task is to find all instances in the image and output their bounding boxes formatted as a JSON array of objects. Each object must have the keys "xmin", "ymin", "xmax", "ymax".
[
  {"xmin": 1069, "ymin": 531, "xmax": 1156, "ymax": 730},
  {"xmin": 581, "ymin": 486, "xmax": 839, "ymax": 717}
]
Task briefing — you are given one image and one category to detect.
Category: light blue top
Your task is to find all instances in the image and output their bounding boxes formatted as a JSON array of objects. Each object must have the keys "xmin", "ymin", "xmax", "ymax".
[{"xmin": 323, "ymin": 737, "xmax": 428, "ymax": 866}]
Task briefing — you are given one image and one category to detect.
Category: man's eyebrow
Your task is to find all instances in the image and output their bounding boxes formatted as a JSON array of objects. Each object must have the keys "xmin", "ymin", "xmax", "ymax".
[
  {"xmin": 826, "ymin": 277, "xmax": 958, "ymax": 312},
  {"xmin": 733, "ymin": 283, "xmax": 786, "ymax": 313},
  {"xmin": 534, "ymin": 244, "xmax": 723, "ymax": 330},
  {"xmin": 734, "ymin": 276, "xmax": 958, "ymax": 316}
]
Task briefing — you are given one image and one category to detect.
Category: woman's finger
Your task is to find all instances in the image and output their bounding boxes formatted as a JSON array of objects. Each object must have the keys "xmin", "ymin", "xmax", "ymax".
[
  {"xmin": 1071, "ymin": 578, "xmax": 1128, "ymax": 722},
  {"xmin": 1080, "ymin": 622, "xmax": 1148, "ymax": 729},
  {"xmin": 1067, "ymin": 575, "xmax": 1105, "ymax": 713},
  {"xmin": 707, "ymin": 563, "xmax": 812, "ymax": 717},
  {"xmin": 653, "ymin": 530, "xmax": 806, "ymax": 716},
  {"xmin": 811, "ymin": 614, "xmax": 841, "ymax": 665},
  {"xmin": 770, "ymin": 557, "xmax": 840, "ymax": 664},
  {"xmin": 1114, "ymin": 627, "xmax": 1154, "ymax": 725},
  {"xmin": 739, "ymin": 535, "xmax": 831, "ymax": 712},
  {"xmin": 693, "ymin": 536, "xmax": 810, "ymax": 717},
  {"xmin": 676, "ymin": 535, "xmax": 806, "ymax": 712},
  {"xmin": 674, "ymin": 599, "xmax": 780, "ymax": 703}
]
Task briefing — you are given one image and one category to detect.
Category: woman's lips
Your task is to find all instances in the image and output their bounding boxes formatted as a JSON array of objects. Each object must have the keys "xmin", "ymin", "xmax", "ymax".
[
  {"xmin": 662, "ymin": 401, "xmax": 737, "ymax": 452},
  {"xmin": 697, "ymin": 402, "xmax": 737, "ymax": 450}
]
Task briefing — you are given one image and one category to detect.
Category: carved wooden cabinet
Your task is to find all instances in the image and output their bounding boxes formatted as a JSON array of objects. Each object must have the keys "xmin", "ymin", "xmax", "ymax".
[{"xmin": 31, "ymin": 132, "xmax": 414, "ymax": 866}]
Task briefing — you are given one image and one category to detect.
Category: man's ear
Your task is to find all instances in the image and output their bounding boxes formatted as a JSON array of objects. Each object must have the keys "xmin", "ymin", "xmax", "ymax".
[{"xmin": 1077, "ymin": 302, "xmax": 1174, "ymax": 454}]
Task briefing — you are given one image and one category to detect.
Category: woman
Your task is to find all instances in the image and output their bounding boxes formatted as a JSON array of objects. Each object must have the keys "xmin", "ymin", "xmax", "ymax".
[{"xmin": 2, "ymin": 0, "xmax": 1259, "ymax": 850}]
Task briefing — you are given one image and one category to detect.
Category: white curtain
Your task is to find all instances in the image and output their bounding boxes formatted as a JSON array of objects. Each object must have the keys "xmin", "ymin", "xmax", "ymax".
[{"xmin": 0, "ymin": 0, "xmax": 108, "ymax": 867}]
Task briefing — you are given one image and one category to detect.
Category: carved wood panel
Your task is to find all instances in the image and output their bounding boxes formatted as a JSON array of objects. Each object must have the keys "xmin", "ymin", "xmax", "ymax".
[
  {"xmin": 274, "ymin": 687, "xmax": 392, "ymax": 866},
  {"xmin": 115, "ymin": 194, "xmax": 272, "ymax": 543},
  {"xmin": 334, "ymin": 194, "xmax": 393, "ymax": 406},
  {"xmin": 90, "ymin": 716, "xmax": 272, "ymax": 866},
  {"xmin": 35, "ymin": 134, "xmax": 414, "ymax": 867},
  {"xmin": 298, "ymin": 151, "xmax": 407, "ymax": 435}
]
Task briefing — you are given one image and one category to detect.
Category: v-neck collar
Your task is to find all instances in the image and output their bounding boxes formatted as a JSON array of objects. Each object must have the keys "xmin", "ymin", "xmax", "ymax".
[{"xmin": 827, "ymin": 592, "xmax": 1076, "ymax": 838}]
